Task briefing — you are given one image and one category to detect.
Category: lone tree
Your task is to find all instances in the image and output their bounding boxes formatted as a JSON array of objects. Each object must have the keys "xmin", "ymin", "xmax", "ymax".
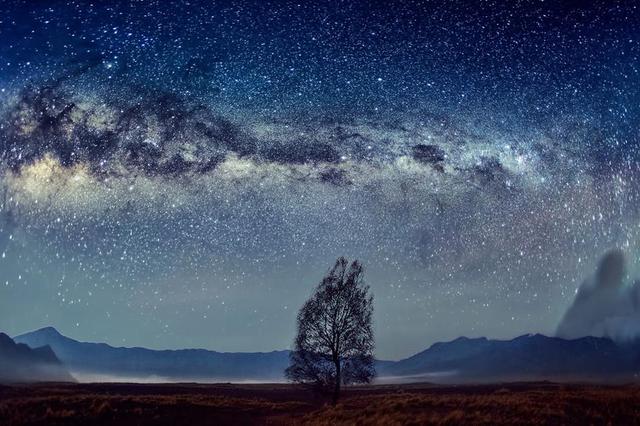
[{"xmin": 286, "ymin": 257, "xmax": 375, "ymax": 403}]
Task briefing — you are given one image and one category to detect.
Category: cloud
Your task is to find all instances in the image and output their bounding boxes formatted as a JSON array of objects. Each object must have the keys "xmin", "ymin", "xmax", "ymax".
[{"xmin": 556, "ymin": 249, "xmax": 640, "ymax": 342}]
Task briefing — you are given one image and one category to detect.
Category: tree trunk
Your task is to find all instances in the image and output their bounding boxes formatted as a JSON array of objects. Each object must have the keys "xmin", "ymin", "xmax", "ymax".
[{"xmin": 332, "ymin": 359, "xmax": 341, "ymax": 405}]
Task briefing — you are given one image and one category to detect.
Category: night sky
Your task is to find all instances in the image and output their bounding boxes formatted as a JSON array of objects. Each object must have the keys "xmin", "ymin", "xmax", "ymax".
[{"xmin": 0, "ymin": 0, "xmax": 639, "ymax": 360}]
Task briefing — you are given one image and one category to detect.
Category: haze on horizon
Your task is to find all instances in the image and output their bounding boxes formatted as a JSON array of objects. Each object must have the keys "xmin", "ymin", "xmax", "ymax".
[{"xmin": 0, "ymin": 0, "xmax": 639, "ymax": 360}]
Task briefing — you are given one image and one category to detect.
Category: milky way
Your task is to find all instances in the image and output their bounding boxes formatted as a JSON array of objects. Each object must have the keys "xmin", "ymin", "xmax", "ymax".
[{"xmin": 0, "ymin": 0, "xmax": 639, "ymax": 359}]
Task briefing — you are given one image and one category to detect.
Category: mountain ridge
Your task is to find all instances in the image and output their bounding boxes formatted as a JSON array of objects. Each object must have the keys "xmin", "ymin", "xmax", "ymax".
[
  {"xmin": 0, "ymin": 332, "xmax": 75, "ymax": 383},
  {"xmin": 380, "ymin": 332, "xmax": 640, "ymax": 382},
  {"xmin": 14, "ymin": 327, "xmax": 291, "ymax": 382},
  {"xmin": 13, "ymin": 327, "xmax": 640, "ymax": 383},
  {"xmin": 20, "ymin": 326, "xmax": 289, "ymax": 355}
]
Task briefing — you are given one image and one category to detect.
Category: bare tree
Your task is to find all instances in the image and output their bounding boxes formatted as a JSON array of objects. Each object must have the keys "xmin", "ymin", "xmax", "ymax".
[{"xmin": 286, "ymin": 257, "xmax": 375, "ymax": 403}]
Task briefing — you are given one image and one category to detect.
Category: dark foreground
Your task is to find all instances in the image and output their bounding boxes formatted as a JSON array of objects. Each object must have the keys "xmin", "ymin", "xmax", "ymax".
[{"xmin": 1, "ymin": 382, "xmax": 640, "ymax": 425}]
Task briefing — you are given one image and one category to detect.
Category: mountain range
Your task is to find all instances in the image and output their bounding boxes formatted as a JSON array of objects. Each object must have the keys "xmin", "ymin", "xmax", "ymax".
[
  {"xmin": 0, "ymin": 332, "xmax": 74, "ymax": 383},
  {"xmin": 378, "ymin": 334, "xmax": 640, "ymax": 383},
  {"xmin": 14, "ymin": 327, "xmax": 289, "ymax": 382},
  {"xmin": 9, "ymin": 327, "xmax": 640, "ymax": 383}
]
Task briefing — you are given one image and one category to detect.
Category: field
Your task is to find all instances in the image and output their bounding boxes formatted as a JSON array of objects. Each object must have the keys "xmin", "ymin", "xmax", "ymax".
[{"xmin": 1, "ymin": 382, "xmax": 640, "ymax": 425}]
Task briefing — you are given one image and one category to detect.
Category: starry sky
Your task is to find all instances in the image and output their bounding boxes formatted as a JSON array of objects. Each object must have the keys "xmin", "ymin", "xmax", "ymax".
[{"xmin": 0, "ymin": 0, "xmax": 639, "ymax": 360}]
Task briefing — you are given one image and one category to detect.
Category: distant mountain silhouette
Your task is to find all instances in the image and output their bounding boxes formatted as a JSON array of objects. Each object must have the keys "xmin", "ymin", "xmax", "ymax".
[
  {"xmin": 13, "ymin": 328, "xmax": 640, "ymax": 383},
  {"xmin": 0, "ymin": 332, "xmax": 74, "ymax": 383},
  {"xmin": 379, "ymin": 334, "xmax": 640, "ymax": 382},
  {"xmin": 14, "ymin": 327, "xmax": 290, "ymax": 381}
]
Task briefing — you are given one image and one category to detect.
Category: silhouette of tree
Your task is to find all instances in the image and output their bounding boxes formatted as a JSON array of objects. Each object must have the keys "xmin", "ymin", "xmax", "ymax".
[{"xmin": 286, "ymin": 257, "xmax": 375, "ymax": 403}]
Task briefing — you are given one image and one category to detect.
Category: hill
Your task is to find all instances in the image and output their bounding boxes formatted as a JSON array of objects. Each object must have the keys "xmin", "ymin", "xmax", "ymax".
[
  {"xmin": 0, "ymin": 332, "xmax": 74, "ymax": 383},
  {"xmin": 14, "ymin": 327, "xmax": 640, "ymax": 383},
  {"xmin": 379, "ymin": 334, "xmax": 640, "ymax": 382},
  {"xmin": 15, "ymin": 327, "xmax": 289, "ymax": 382}
]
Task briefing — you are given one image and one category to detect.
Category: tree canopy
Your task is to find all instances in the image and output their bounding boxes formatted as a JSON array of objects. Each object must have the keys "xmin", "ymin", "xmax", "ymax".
[{"xmin": 286, "ymin": 257, "xmax": 375, "ymax": 403}]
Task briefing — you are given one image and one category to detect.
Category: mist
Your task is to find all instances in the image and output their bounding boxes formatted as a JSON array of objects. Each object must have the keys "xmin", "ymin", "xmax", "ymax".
[
  {"xmin": 70, "ymin": 372, "xmax": 286, "ymax": 384},
  {"xmin": 556, "ymin": 249, "xmax": 640, "ymax": 342}
]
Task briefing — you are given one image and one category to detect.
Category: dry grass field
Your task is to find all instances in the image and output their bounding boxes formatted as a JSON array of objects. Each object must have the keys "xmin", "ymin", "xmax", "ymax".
[{"xmin": 1, "ymin": 382, "xmax": 640, "ymax": 425}]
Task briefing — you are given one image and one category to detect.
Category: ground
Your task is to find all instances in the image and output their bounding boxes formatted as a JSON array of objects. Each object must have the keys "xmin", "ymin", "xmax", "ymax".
[{"xmin": 1, "ymin": 382, "xmax": 640, "ymax": 425}]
